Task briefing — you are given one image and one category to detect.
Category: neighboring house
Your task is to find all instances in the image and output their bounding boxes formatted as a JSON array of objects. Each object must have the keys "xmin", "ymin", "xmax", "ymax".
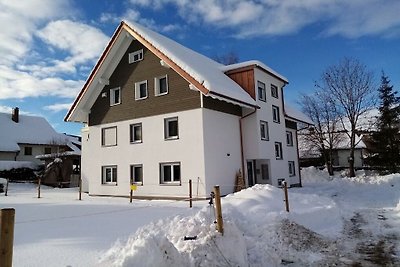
[{"xmin": 65, "ymin": 21, "xmax": 311, "ymax": 198}]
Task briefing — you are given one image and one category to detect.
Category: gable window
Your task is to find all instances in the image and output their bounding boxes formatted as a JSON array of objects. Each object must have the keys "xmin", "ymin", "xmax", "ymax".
[
  {"xmin": 271, "ymin": 84, "xmax": 279, "ymax": 98},
  {"xmin": 110, "ymin": 87, "xmax": 121, "ymax": 106},
  {"xmin": 155, "ymin": 75, "xmax": 168, "ymax": 96},
  {"xmin": 288, "ymin": 161, "xmax": 296, "ymax": 176},
  {"xmin": 160, "ymin": 162, "xmax": 181, "ymax": 184},
  {"xmin": 135, "ymin": 80, "xmax": 148, "ymax": 100},
  {"xmin": 130, "ymin": 123, "xmax": 142, "ymax": 143},
  {"xmin": 260, "ymin": 120, "xmax": 269, "ymax": 141},
  {"xmin": 102, "ymin": 165, "xmax": 117, "ymax": 185},
  {"xmin": 286, "ymin": 131, "xmax": 293, "ymax": 146},
  {"xmin": 164, "ymin": 117, "xmax": 178, "ymax": 140},
  {"xmin": 275, "ymin": 142, "xmax": 283, "ymax": 160},
  {"xmin": 272, "ymin": 105, "xmax": 280, "ymax": 123},
  {"xmin": 102, "ymin": 126, "xmax": 117, "ymax": 147},
  {"xmin": 258, "ymin": 81, "xmax": 266, "ymax": 102},
  {"xmin": 129, "ymin": 49, "xmax": 143, "ymax": 64},
  {"xmin": 44, "ymin": 147, "xmax": 52, "ymax": 154},
  {"xmin": 130, "ymin": 164, "xmax": 143, "ymax": 185},
  {"xmin": 24, "ymin": 146, "xmax": 32, "ymax": 155}
]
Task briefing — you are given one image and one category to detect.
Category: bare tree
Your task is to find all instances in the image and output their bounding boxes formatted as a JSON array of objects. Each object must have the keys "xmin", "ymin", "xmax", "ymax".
[
  {"xmin": 318, "ymin": 58, "xmax": 375, "ymax": 177},
  {"xmin": 213, "ymin": 51, "xmax": 239, "ymax": 65},
  {"xmin": 299, "ymin": 90, "xmax": 343, "ymax": 175}
]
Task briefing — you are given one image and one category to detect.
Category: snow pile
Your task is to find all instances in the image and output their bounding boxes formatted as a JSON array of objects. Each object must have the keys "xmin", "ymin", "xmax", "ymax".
[{"xmin": 0, "ymin": 160, "xmax": 38, "ymax": 171}]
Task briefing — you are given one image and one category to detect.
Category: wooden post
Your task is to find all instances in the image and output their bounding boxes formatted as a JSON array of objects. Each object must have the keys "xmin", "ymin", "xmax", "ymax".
[
  {"xmin": 130, "ymin": 188, "xmax": 133, "ymax": 203},
  {"xmin": 38, "ymin": 177, "xmax": 41, "ymax": 199},
  {"xmin": 5, "ymin": 179, "xmax": 9, "ymax": 196},
  {"xmin": 214, "ymin": 185, "xmax": 224, "ymax": 235},
  {"xmin": 189, "ymin": 179, "xmax": 192, "ymax": 208},
  {"xmin": 78, "ymin": 177, "xmax": 82, "ymax": 201},
  {"xmin": 0, "ymin": 208, "xmax": 15, "ymax": 267},
  {"xmin": 283, "ymin": 181, "xmax": 289, "ymax": 212}
]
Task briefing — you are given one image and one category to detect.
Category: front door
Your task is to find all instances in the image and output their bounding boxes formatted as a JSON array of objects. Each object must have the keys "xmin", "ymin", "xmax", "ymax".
[{"xmin": 247, "ymin": 161, "xmax": 254, "ymax": 187}]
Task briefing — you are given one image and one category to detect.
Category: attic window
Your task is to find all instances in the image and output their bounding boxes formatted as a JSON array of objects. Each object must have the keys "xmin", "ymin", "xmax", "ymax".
[
  {"xmin": 110, "ymin": 87, "xmax": 121, "ymax": 106},
  {"xmin": 129, "ymin": 49, "xmax": 143, "ymax": 64},
  {"xmin": 135, "ymin": 80, "xmax": 148, "ymax": 100},
  {"xmin": 155, "ymin": 75, "xmax": 168, "ymax": 96}
]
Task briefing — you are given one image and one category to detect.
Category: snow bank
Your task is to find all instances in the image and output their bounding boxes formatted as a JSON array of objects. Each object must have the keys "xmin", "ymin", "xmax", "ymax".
[{"xmin": 0, "ymin": 160, "xmax": 38, "ymax": 171}]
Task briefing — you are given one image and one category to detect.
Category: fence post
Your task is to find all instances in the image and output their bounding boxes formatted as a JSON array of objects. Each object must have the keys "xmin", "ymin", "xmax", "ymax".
[
  {"xmin": 0, "ymin": 208, "xmax": 15, "ymax": 267},
  {"xmin": 214, "ymin": 185, "xmax": 224, "ymax": 235},
  {"xmin": 78, "ymin": 177, "xmax": 82, "ymax": 201},
  {"xmin": 189, "ymin": 179, "xmax": 192, "ymax": 208},
  {"xmin": 38, "ymin": 177, "xmax": 41, "ymax": 199},
  {"xmin": 283, "ymin": 181, "xmax": 290, "ymax": 212},
  {"xmin": 5, "ymin": 179, "xmax": 9, "ymax": 196}
]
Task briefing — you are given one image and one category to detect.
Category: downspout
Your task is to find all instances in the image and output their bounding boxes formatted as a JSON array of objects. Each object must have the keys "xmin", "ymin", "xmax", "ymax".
[{"xmin": 239, "ymin": 108, "xmax": 257, "ymax": 187}]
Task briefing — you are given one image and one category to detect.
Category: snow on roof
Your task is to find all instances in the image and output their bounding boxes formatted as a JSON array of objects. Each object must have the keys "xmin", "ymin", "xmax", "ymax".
[
  {"xmin": 0, "ymin": 112, "xmax": 69, "ymax": 152},
  {"xmin": 284, "ymin": 105, "xmax": 314, "ymax": 125},
  {"xmin": 124, "ymin": 21, "xmax": 258, "ymax": 107},
  {"xmin": 221, "ymin": 60, "xmax": 289, "ymax": 83}
]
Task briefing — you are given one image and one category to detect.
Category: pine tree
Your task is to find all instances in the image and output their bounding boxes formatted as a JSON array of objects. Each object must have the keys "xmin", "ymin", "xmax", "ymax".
[{"xmin": 369, "ymin": 73, "xmax": 400, "ymax": 173}]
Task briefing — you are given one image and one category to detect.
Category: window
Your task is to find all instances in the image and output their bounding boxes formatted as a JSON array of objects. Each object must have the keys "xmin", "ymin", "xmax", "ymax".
[
  {"xmin": 275, "ymin": 142, "xmax": 283, "ymax": 159},
  {"xmin": 271, "ymin": 84, "xmax": 279, "ymax": 98},
  {"xmin": 155, "ymin": 75, "xmax": 168, "ymax": 96},
  {"xmin": 44, "ymin": 147, "xmax": 52, "ymax": 154},
  {"xmin": 110, "ymin": 88, "xmax": 121, "ymax": 106},
  {"xmin": 286, "ymin": 131, "xmax": 293, "ymax": 146},
  {"xmin": 164, "ymin": 117, "xmax": 178, "ymax": 140},
  {"xmin": 24, "ymin": 146, "xmax": 32, "ymax": 155},
  {"xmin": 129, "ymin": 49, "xmax": 143, "ymax": 63},
  {"xmin": 257, "ymin": 81, "xmax": 266, "ymax": 102},
  {"xmin": 130, "ymin": 123, "xmax": 142, "ymax": 143},
  {"xmin": 160, "ymin": 162, "xmax": 181, "ymax": 184},
  {"xmin": 135, "ymin": 80, "xmax": 148, "ymax": 100},
  {"xmin": 272, "ymin": 105, "xmax": 280, "ymax": 123},
  {"xmin": 102, "ymin": 126, "xmax": 117, "ymax": 146},
  {"xmin": 102, "ymin": 165, "xmax": 117, "ymax": 185},
  {"xmin": 288, "ymin": 161, "xmax": 296, "ymax": 176},
  {"xmin": 260, "ymin": 120, "xmax": 269, "ymax": 141},
  {"xmin": 130, "ymin": 164, "xmax": 143, "ymax": 185}
]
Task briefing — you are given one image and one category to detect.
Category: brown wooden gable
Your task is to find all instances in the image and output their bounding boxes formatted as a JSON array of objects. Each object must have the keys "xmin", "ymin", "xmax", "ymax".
[{"xmin": 225, "ymin": 66, "xmax": 256, "ymax": 100}]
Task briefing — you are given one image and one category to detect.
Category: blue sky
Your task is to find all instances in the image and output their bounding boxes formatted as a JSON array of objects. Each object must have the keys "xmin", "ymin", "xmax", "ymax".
[{"xmin": 1, "ymin": 0, "xmax": 400, "ymax": 136}]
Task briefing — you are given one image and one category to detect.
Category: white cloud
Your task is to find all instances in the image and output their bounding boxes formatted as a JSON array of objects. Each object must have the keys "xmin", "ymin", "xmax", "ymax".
[{"xmin": 43, "ymin": 103, "xmax": 72, "ymax": 112}]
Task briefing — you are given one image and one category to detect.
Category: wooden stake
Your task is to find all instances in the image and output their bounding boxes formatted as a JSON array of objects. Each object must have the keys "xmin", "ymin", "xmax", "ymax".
[
  {"xmin": 130, "ymin": 188, "xmax": 133, "ymax": 203},
  {"xmin": 0, "ymin": 208, "xmax": 15, "ymax": 267},
  {"xmin": 214, "ymin": 185, "xmax": 224, "ymax": 235},
  {"xmin": 5, "ymin": 179, "xmax": 9, "ymax": 196},
  {"xmin": 283, "ymin": 181, "xmax": 289, "ymax": 212},
  {"xmin": 79, "ymin": 177, "xmax": 82, "ymax": 201},
  {"xmin": 189, "ymin": 179, "xmax": 192, "ymax": 208},
  {"xmin": 38, "ymin": 178, "xmax": 41, "ymax": 199}
]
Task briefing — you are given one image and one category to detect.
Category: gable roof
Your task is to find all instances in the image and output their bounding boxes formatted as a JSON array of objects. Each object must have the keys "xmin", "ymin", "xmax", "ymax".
[
  {"xmin": 284, "ymin": 105, "xmax": 314, "ymax": 125},
  {"xmin": 0, "ymin": 112, "xmax": 69, "ymax": 152},
  {"xmin": 66, "ymin": 21, "xmax": 290, "ymax": 122}
]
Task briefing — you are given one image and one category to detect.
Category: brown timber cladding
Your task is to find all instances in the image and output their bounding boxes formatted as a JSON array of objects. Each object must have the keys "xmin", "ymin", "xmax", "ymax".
[
  {"xmin": 89, "ymin": 40, "xmax": 201, "ymax": 126},
  {"xmin": 225, "ymin": 67, "xmax": 255, "ymax": 100}
]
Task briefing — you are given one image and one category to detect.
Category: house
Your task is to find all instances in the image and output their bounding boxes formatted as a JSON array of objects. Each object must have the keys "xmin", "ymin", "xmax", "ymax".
[{"xmin": 65, "ymin": 21, "xmax": 310, "ymax": 198}]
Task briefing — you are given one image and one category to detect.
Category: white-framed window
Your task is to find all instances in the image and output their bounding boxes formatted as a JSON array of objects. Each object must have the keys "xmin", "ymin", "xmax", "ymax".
[
  {"xmin": 101, "ymin": 126, "xmax": 117, "ymax": 147},
  {"xmin": 130, "ymin": 123, "xmax": 142, "ymax": 143},
  {"xmin": 258, "ymin": 81, "xmax": 266, "ymax": 102},
  {"xmin": 102, "ymin": 165, "xmax": 117, "ymax": 185},
  {"xmin": 135, "ymin": 80, "xmax": 148, "ymax": 100},
  {"xmin": 286, "ymin": 131, "xmax": 293, "ymax": 146},
  {"xmin": 272, "ymin": 105, "xmax": 280, "ymax": 123},
  {"xmin": 130, "ymin": 164, "xmax": 143, "ymax": 185},
  {"xmin": 155, "ymin": 75, "xmax": 168, "ymax": 96},
  {"xmin": 110, "ymin": 87, "xmax": 121, "ymax": 106},
  {"xmin": 160, "ymin": 162, "xmax": 181, "ymax": 184},
  {"xmin": 288, "ymin": 161, "xmax": 296, "ymax": 176},
  {"xmin": 275, "ymin": 142, "xmax": 283, "ymax": 159},
  {"xmin": 260, "ymin": 120, "xmax": 269, "ymax": 141},
  {"xmin": 271, "ymin": 84, "xmax": 279, "ymax": 98},
  {"xmin": 129, "ymin": 49, "xmax": 143, "ymax": 64},
  {"xmin": 164, "ymin": 117, "xmax": 178, "ymax": 140}
]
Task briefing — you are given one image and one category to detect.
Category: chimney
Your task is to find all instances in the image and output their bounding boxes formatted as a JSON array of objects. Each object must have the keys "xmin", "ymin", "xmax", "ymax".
[{"xmin": 12, "ymin": 107, "xmax": 19, "ymax": 123}]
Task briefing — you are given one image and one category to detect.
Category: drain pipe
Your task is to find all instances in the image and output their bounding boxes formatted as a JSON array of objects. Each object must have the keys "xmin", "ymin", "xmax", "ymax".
[{"xmin": 239, "ymin": 108, "xmax": 257, "ymax": 187}]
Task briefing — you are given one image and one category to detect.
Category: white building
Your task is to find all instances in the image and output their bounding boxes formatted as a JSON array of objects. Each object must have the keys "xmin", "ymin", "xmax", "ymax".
[{"xmin": 65, "ymin": 21, "xmax": 310, "ymax": 198}]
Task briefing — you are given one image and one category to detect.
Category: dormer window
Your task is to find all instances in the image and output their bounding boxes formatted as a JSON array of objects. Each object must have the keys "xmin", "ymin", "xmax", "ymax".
[{"xmin": 129, "ymin": 49, "xmax": 143, "ymax": 64}]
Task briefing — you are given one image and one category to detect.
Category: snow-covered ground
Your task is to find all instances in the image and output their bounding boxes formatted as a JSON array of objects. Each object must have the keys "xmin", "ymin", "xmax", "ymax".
[{"xmin": 1, "ymin": 168, "xmax": 399, "ymax": 266}]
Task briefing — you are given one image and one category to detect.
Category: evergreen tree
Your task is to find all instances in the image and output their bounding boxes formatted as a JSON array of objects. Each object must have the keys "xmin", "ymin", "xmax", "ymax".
[{"xmin": 369, "ymin": 73, "xmax": 400, "ymax": 173}]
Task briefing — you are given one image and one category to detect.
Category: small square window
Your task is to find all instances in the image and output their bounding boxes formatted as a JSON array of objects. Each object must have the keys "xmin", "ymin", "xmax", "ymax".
[
  {"xmin": 110, "ymin": 88, "xmax": 121, "ymax": 106},
  {"xmin": 288, "ymin": 161, "xmax": 296, "ymax": 176},
  {"xmin": 286, "ymin": 131, "xmax": 293, "ymax": 146},
  {"xmin": 164, "ymin": 117, "xmax": 178, "ymax": 140},
  {"xmin": 102, "ymin": 165, "xmax": 117, "ymax": 185},
  {"xmin": 272, "ymin": 105, "xmax": 280, "ymax": 123},
  {"xmin": 102, "ymin": 126, "xmax": 117, "ymax": 147},
  {"xmin": 155, "ymin": 75, "xmax": 168, "ymax": 96},
  {"xmin": 275, "ymin": 142, "xmax": 283, "ymax": 160},
  {"xmin": 130, "ymin": 123, "xmax": 142, "ymax": 143},
  {"xmin": 160, "ymin": 162, "xmax": 181, "ymax": 184},
  {"xmin": 257, "ymin": 81, "xmax": 266, "ymax": 102},
  {"xmin": 24, "ymin": 146, "xmax": 32, "ymax": 155},
  {"xmin": 135, "ymin": 80, "xmax": 148, "ymax": 100},
  {"xmin": 129, "ymin": 49, "xmax": 143, "ymax": 63},
  {"xmin": 44, "ymin": 147, "xmax": 52, "ymax": 154},
  {"xmin": 271, "ymin": 84, "xmax": 279, "ymax": 98},
  {"xmin": 130, "ymin": 164, "xmax": 143, "ymax": 185},
  {"xmin": 260, "ymin": 120, "xmax": 269, "ymax": 141}
]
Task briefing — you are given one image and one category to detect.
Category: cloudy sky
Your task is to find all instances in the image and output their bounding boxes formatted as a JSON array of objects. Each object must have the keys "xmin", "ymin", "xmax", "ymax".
[{"xmin": 1, "ymin": 0, "xmax": 400, "ymax": 135}]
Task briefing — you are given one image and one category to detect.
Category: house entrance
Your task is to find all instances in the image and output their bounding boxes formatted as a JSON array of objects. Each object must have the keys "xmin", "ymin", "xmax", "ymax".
[
  {"xmin": 247, "ymin": 159, "xmax": 271, "ymax": 186},
  {"xmin": 247, "ymin": 160, "xmax": 255, "ymax": 187}
]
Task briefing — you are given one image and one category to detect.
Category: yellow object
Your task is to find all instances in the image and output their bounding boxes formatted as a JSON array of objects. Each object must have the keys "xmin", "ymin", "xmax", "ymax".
[{"xmin": 130, "ymin": 184, "xmax": 137, "ymax": 191}]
